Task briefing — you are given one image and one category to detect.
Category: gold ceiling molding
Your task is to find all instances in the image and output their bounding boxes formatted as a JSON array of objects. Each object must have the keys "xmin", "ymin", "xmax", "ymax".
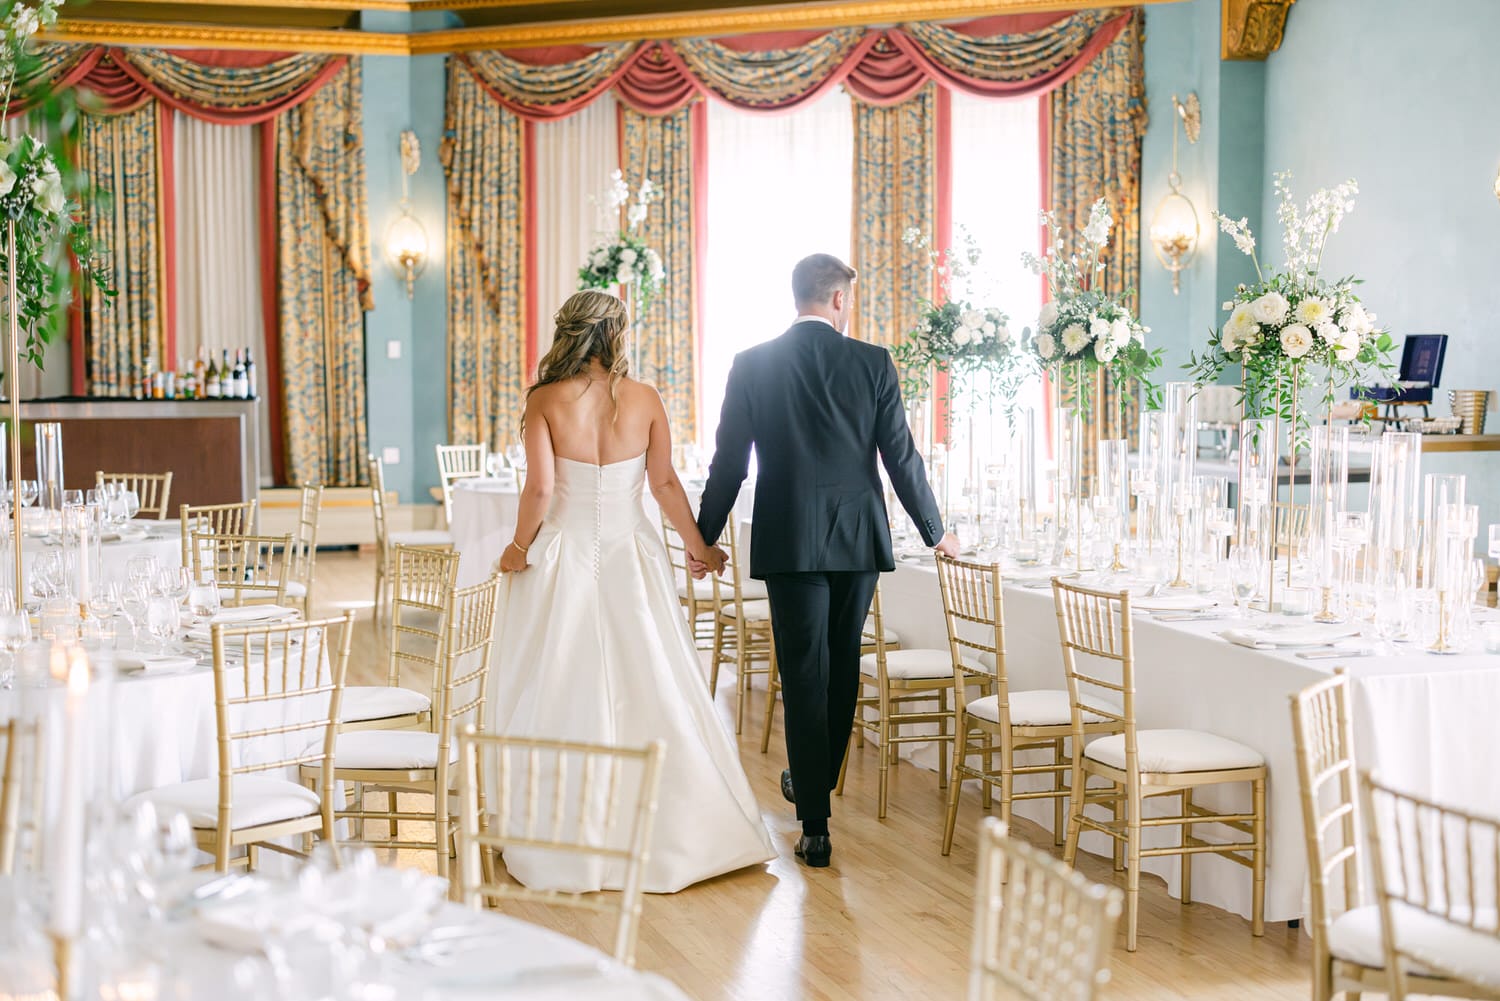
[
  {"xmin": 42, "ymin": 0, "xmax": 1183, "ymax": 55},
  {"xmin": 1221, "ymin": 0, "xmax": 1295, "ymax": 60}
]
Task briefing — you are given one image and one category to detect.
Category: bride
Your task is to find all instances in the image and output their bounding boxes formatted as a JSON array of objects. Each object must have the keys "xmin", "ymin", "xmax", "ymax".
[{"xmin": 488, "ymin": 289, "xmax": 775, "ymax": 893}]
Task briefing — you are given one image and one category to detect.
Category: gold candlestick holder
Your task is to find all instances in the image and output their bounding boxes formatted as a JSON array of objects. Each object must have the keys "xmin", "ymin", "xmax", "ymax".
[
  {"xmin": 1169, "ymin": 512, "xmax": 1191, "ymax": 589},
  {"xmin": 1313, "ymin": 585, "xmax": 1341, "ymax": 623},
  {"xmin": 1429, "ymin": 589, "xmax": 1457, "ymax": 654}
]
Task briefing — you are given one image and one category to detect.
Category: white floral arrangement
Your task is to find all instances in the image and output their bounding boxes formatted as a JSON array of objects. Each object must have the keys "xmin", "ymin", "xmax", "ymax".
[
  {"xmin": 1021, "ymin": 199, "xmax": 1160, "ymax": 417},
  {"xmin": 0, "ymin": 0, "xmax": 111, "ymax": 366},
  {"xmin": 892, "ymin": 228, "xmax": 1031, "ymax": 409},
  {"xmin": 1187, "ymin": 172, "xmax": 1393, "ymax": 422},
  {"xmin": 578, "ymin": 170, "xmax": 666, "ymax": 310}
]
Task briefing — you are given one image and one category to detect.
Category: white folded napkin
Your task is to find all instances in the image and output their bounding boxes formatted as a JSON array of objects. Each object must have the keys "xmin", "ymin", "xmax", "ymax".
[
  {"xmin": 211, "ymin": 605, "xmax": 299, "ymax": 625},
  {"xmin": 461, "ymin": 477, "xmax": 517, "ymax": 494},
  {"xmin": 115, "ymin": 651, "xmax": 198, "ymax": 674},
  {"xmin": 1134, "ymin": 593, "xmax": 1217, "ymax": 613},
  {"xmin": 1220, "ymin": 623, "xmax": 1363, "ymax": 649}
]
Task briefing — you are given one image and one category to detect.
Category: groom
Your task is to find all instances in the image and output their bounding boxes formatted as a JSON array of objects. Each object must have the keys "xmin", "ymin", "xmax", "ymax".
[{"xmin": 695, "ymin": 253, "xmax": 958, "ymax": 868}]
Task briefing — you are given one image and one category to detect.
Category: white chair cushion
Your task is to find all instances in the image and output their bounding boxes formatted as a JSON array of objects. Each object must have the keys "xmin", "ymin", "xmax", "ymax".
[
  {"xmin": 334, "ymin": 730, "xmax": 457, "ymax": 771},
  {"xmin": 1084, "ymin": 729, "xmax": 1265, "ymax": 773},
  {"xmin": 1330, "ymin": 903, "xmax": 1500, "ymax": 984},
  {"xmin": 860, "ymin": 648, "xmax": 954, "ymax": 681},
  {"xmin": 722, "ymin": 600, "xmax": 772, "ymax": 621},
  {"xmin": 390, "ymin": 530, "xmax": 454, "ymax": 547},
  {"xmin": 285, "ymin": 580, "xmax": 308, "ymax": 599},
  {"xmin": 124, "ymin": 775, "xmax": 319, "ymax": 831},
  {"xmin": 966, "ymin": 690, "xmax": 1120, "ymax": 727},
  {"xmin": 341, "ymin": 686, "xmax": 431, "ymax": 723}
]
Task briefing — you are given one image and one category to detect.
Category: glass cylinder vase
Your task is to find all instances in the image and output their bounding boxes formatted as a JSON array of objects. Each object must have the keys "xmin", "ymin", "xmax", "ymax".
[
  {"xmin": 1370, "ymin": 431, "xmax": 1422, "ymax": 591},
  {"xmin": 35, "ymin": 422, "xmax": 63, "ymax": 513}
]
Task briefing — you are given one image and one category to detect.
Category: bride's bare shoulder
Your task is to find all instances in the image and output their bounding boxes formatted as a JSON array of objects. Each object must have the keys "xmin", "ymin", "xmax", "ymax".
[{"xmin": 617, "ymin": 376, "xmax": 664, "ymax": 409}]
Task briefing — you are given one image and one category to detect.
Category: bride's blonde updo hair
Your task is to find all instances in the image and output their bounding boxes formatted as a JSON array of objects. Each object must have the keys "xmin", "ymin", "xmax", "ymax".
[{"xmin": 525, "ymin": 289, "xmax": 631, "ymax": 419}]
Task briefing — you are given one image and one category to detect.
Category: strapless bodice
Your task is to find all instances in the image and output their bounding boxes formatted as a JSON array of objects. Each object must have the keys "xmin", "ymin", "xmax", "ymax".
[{"xmin": 547, "ymin": 453, "xmax": 649, "ymax": 540}]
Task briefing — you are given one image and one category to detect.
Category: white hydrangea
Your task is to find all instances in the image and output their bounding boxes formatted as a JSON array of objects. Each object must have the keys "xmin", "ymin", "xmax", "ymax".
[
  {"xmin": 979, "ymin": 321, "xmax": 995, "ymax": 340},
  {"xmin": 1315, "ymin": 321, "xmax": 1340, "ymax": 342},
  {"xmin": 1251, "ymin": 292, "xmax": 1290, "ymax": 325},
  {"xmin": 1280, "ymin": 323, "xmax": 1314, "ymax": 359},
  {"xmin": 615, "ymin": 265, "xmax": 633, "ymax": 286}
]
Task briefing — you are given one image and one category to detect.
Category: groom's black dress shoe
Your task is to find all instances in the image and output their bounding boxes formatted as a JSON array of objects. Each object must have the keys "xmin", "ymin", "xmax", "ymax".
[
  {"xmin": 795, "ymin": 835, "xmax": 831, "ymax": 868},
  {"xmin": 781, "ymin": 769, "xmax": 796, "ymax": 804}
]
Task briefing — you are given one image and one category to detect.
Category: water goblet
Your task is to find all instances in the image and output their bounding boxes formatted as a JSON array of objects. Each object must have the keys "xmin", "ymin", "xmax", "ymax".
[
  {"xmin": 188, "ymin": 579, "xmax": 221, "ymax": 621},
  {"xmin": 484, "ymin": 452, "xmax": 504, "ymax": 478},
  {"xmin": 18, "ymin": 480, "xmax": 37, "ymax": 508},
  {"xmin": 146, "ymin": 595, "xmax": 179, "ymax": 653},
  {"xmin": 123, "ymin": 489, "xmax": 141, "ymax": 522},
  {"xmin": 0, "ymin": 610, "xmax": 29, "ymax": 689},
  {"xmin": 62, "ymin": 489, "xmax": 83, "ymax": 509},
  {"xmin": 157, "ymin": 567, "xmax": 192, "ymax": 607},
  {"xmin": 1229, "ymin": 544, "xmax": 1259, "ymax": 615},
  {"xmin": 127, "ymin": 555, "xmax": 160, "ymax": 591},
  {"xmin": 121, "ymin": 583, "xmax": 150, "ymax": 648}
]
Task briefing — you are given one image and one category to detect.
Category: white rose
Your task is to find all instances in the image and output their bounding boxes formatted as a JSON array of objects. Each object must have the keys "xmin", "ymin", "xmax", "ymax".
[
  {"xmin": 979, "ymin": 321, "xmax": 995, "ymax": 340},
  {"xmin": 959, "ymin": 308, "xmax": 984, "ymax": 331},
  {"xmin": 1094, "ymin": 338, "xmax": 1118, "ymax": 364},
  {"xmin": 1038, "ymin": 301, "xmax": 1059, "ymax": 329},
  {"xmin": 1089, "ymin": 316, "xmax": 1110, "ymax": 342},
  {"xmin": 994, "ymin": 324, "xmax": 1012, "ymax": 345},
  {"xmin": 1109, "ymin": 317, "xmax": 1131, "ymax": 348},
  {"xmin": 1280, "ymin": 323, "xmax": 1313, "ymax": 359},
  {"xmin": 1295, "ymin": 297, "xmax": 1331, "ymax": 327},
  {"xmin": 591, "ymin": 249, "xmax": 608, "ymax": 269},
  {"xmin": 37, "ymin": 174, "xmax": 64, "ymax": 216},
  {"xmin": 1333, "ymin": 330, "xmax": 1360, "ymax": 362},
  {"xmin": 1035, "ymin": 333, "xmax": 1057, "ymax": 361},
  {"xmin": 953, "ymin": 326, "xmax": 973, "ymax": 346},
  {"xmin": 1342, "ymin": 302, "xmax": 1371, "ymax": 336},
  {"xmin": 618, "ymin": 248, "xmax": 638, "ymax": 266},
  {"xmin": 1316, "ymin": 321, "xmax": 1340, "ymax": 343},
  {"xmin": 0, "ymin": 161, "xmax": 14, "ymax": 198},
  {"xmin": 615, "ymin": 265, "xmax": 634, "ymax": 286},
  {"xmin": 1061, "ymin": 323, "xmax": 1090, "ymax": 356},
  {"xmin": 1252, "ymin": 291, "xmax": 1290, "ymax": 325}
]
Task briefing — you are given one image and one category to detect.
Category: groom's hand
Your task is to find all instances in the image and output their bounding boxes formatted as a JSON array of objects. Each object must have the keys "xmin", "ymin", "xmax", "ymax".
[{"xmin": 934, "ymin": 532, "xmax": 960, "ymax": 558}]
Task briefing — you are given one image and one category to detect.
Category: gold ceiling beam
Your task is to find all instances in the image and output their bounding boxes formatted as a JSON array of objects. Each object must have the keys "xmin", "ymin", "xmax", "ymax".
[
  {"xmin": 41, "ymin": 19, "xmax": 410, "ymax": 55},
  {"xmin": 1221, "ymin": 0, "xmax": 1295, "ymax": 60}
]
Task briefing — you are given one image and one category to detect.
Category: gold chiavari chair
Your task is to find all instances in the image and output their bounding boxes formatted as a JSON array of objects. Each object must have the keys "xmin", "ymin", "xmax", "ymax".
[
  {"xmin": 1277, "ymin": 503, "xmax": 1310, "ymax": 555},
  {"xmin": 190, "ymin": 531, "xmax": 293, "ymax": 608},
  {"xmin": 312, "ymin": 572, "xmax": 501, "ymax": 879},
  {"xmin": 837, "ymin": 583, "xmax": 954, "ymax": 820},
  {"xmin": 124, "ymin": 612, "xmax": 355, "ymax": 872},
  {"xmin": 710, "ymin": 520, "xmax": 775, "ymax": 734},
  {"xmin": 369, "ymin": 455, "xmax": 454, "ymax": 626},
  {"xmin": 937, "ymin": 556, "xmax": 1097, "ymax": 856},
  {"xmin": 341, "ymin": 544, "xmax": 461, "ymax": 733},
  {"xmin": 180, "ymin": 499, "xmax": 257, "ymax": 568},
  {"xmin": 1054, "ymin": 578, "xmax": 1267, "ymax": 951},
  {"xmin": 285, "ymin": 484, "xmax": 323, "ymax": 618},
  {"xmin": 455, "ymin": 730, "xmax": 666, "ymax": 967},
  {"xmin": 435, "ymin": 443, "xmax": 486, "ymax": 526},
  {"xmin": 0, "ymin": 717, "xmax": 36, "ymax": 875},
  {"xmin": 96, "ymin": 471, "xmax": 173, "ymax": 520},
  {"xmin": 1360, "ymin": 771, "xmax": 1500, "ymax": 1001},
  {"xmin": 659, "ymin": 512, "xmax": 725, "ymax": 654},
  {"xmin": 969, "ymin": 818, "xmax": 1123, "ymax": 1001},
  {"xmin": 1290, "ymin": 670, "xmax": 1481, "ymax": 1000}
]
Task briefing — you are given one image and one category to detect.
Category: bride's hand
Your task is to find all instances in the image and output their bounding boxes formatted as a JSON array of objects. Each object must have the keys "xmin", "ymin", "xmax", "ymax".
[
  {"xmin": 689, "ymin": 544, "xmax": 727, "ymax": 578},
  {"xmin": 500, "ymin": 541, "xmax": 530, "ymax": 574}
]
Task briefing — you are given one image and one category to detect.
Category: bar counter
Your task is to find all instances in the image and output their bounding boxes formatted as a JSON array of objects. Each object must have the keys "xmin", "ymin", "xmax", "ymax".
[{"xmin": 8, "ymin": 397, "xmax": 260, "ymax": 509}]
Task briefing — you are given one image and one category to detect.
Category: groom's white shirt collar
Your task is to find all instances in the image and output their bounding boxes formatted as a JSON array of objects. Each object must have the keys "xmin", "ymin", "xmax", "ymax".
[{"xmin": 793, "ymin": 315, "xmax": 837, "ymax": 331}]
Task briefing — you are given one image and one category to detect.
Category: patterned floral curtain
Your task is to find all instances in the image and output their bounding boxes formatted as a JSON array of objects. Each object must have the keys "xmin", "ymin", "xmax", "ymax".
[
  {"xmin": 276, "ymin": 60, "xmax": 372, "ymax": 487},
  {"xmin": 1050, "ymin": 11, "xmax": 1147, "ymax": 449},
  {"xmin": 620, "ymin": 102, "xmax": 699, "ymax": 441},
  {"xmin": 76, "ymin": 104, "xmax": 163, "ymax": 396},
  {"xmin": 673, "ymin": 30, "xmax": 865, "ymax": 107},
  {"xmin": 442, "ymin": 58, "xmax": 526, "ymax": 450},
  {"xmin": 851, "ymin": 80, "xmax": 937, "ymax": 353}
]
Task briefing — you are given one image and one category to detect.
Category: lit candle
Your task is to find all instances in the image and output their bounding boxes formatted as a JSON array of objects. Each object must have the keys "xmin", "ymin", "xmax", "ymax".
[
  {"xmin": 48, "ymin": 645, "xmax": 88, "ymax": 940},
  {"xmin": 77, "ymin": 517, "xmax": 90, "ymax": 616}
]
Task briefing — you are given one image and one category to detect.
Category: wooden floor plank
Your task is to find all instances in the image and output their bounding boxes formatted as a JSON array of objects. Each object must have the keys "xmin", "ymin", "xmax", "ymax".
[{"xmin": 313, "ymin": 549, "xmax": 1315, "ymax": 1000}]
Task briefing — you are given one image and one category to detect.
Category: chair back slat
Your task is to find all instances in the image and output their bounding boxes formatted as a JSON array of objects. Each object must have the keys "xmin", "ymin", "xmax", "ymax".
[
  {"xmin": 367, "ymin": 455, "xmax": 390, "ymax": 554},
  {"xmin": 969, "ymin": 818, "xmax": 1122, "ymax": 1001},
  {"xmin": 287, "ymin": 484, "xmax": 323, "ymax": 605},
  {"xmin": 96, "ymin": 471, "xmax": 173, "ymax": 520},
  {"xmin": 388, "ymin": 545, "xmax": 461, "ymax": 696},
  {"xmin": 1290, "ymin": 669, "xmax": 1364, "ymax": 946},
  {"xmin": 659, "ymin": 514, "xmax": 704, "ymax": 605},
  {"xmin": 180, "ymin": 500, "xmax": 258, "ymax": 567},
  {"xmin": 1360, "ymin": 771, "xmax": 1500, "ymax": 999},
  {"xmin": 456, "ymin": 730, "xmax": 665, "ymax": 966},
  {"xmin": 710, "ymin": 519, "xmax": 751, "ymax": 609},
  {"xmin": 190, "ymin": 531, "xmax": 293, "ymax": 608},
  {"xmin": 1052, "ymin": 579, "xmax": 1134, "ymax": 743},
  {"xmin": 935, "ymin": 555, "xmax": 1005, "ymax": 685},
  {"xmin": 436, "ymin": 444, "xmax": 486, "ymax": 523}
]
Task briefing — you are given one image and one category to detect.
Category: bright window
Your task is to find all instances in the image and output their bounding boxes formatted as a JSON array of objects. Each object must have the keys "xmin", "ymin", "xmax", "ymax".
[{"xmin": 701, "ymin": 90, "xmax": 854, "ymax": 452}]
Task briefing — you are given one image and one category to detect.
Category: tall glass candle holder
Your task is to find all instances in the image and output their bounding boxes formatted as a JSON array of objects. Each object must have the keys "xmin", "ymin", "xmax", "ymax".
[
  {"xmin": 1163, "ymin": 384, "xmax": 1197, "ymax": 588},
  {"xmin": 1308, "ymin": 425, "xmax": 1350, "ymax": 565},
  {"xmin": 1015, "ymin": 407, "xmax": 1037, "ymax": 543},
  {"xmin": 1096, "ymin": 439, "xmax": 1129, "ymax": 571},
  {"xmin": 1238, "ymin": 418, "xmax": 1276, "ymax": 600},
  {"xmin": 1132, "ymin": 411, "xmax": 1165, "ymax": 556},
  {"xmin": 1370, "ymin": 431, "xmax": 1422, "ymax": 592},
  {"xmin": 1421, "ymin": 473, "xmax": 1466, "ymax": 588},
  {"xmin": 35, "ymin": 422, "xmax": 63, "ymax": 515},
  {"xmin": 1053, "ymin": 406, "xmax": 1082, "ymax": 567}
]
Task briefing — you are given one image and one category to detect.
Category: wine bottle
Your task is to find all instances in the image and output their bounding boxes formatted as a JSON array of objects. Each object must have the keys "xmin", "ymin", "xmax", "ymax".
[
  {"xmin": 194, "ymin": 347, "xmax": 207, "ymax": 394},
  {"xmin": 244, "ymin": 346, "xmax": 257, "ymax": 399},
  {"xmin": 205, "ymin": 351, "xmax": 221, "ymax": 399},
  {"xmin": 231, "ymin": 349, "xmax": 248, "ymax": 399},
  {"xmin": 222, "ymin": 350, "xmax": 234, "ymax": 399}
]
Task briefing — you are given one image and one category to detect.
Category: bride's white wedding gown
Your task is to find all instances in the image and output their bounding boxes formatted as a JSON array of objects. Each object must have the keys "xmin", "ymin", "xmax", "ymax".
[{"xmin": 486, "ymin": 453, "xmax": 775, "ymax": 893}]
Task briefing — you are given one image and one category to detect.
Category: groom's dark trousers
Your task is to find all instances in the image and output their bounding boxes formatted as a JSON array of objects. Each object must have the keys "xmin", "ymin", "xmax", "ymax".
[{"xmin": 697, "ymin": 319, "xmax": 943, "ymax": 829}]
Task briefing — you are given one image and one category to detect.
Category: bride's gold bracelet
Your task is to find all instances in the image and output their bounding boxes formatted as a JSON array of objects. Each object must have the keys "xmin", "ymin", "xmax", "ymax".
[{"xmin": 510, "ymin": 538, "xmax": 530, "ymax": 554}]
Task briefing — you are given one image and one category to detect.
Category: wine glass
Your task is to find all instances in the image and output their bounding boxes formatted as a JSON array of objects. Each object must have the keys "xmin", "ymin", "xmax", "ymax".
[
  {"xmin": 155, "ymin": 568, "xmax": 191, "ymax": 606},
  {"xmin": 0, "ymin": 610, "xmax": 29, "ymax": 689},
  {"xmin": 1229, "ymin": 544, "xmax": 1259, "ymax": 615},
  {"xmin": 187, "ymin": 580, "xmax": 221, "ymax": 621},
  {"xmin": 146, "ymin": 595, "xmax": 179, "ymax": 653},
  {"xmin": 123, "ymin": 490, "xmax": 141, "ymax": 522},
  {"xmin": 120, "ymin": 583, "xmax": 150, "ymax": 648},
  {"xmin": 61, "ymin": 489, "xmax": 83, "ymax": 509},
  {"xmin": 127, "ymin": 556, "xmax": 160, "ymax": 591},
  {"xmin": 484, "ymin": 452, "xmax": 504, "ymax": 478},
  {"xmin": 18, "ymin": 480, "xmax": 37, "ymax": 509}
]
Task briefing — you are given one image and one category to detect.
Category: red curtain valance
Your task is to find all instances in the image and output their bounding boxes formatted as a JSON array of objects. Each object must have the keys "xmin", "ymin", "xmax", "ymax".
[
  {"xmin": 462, "ymin": 8, "xmax": 1131, "ymax": 120},
  {"xmin": 10, "ymin": 46, "xmax": 347, "ymax": 123}
]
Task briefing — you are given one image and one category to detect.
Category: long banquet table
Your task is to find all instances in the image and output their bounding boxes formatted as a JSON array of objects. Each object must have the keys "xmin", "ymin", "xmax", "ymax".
[{"xmin": 873, "ymin": 552, "xmax": 1500, "ymax": 924}]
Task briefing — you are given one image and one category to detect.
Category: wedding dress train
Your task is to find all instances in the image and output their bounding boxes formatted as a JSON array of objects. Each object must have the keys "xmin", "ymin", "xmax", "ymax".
[{"xmin": 486, "ymin": 453, "xmax": 774, "ymax": 893}]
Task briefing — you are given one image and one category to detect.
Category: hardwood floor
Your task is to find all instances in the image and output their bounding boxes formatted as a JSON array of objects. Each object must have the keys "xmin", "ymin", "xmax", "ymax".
[{"xmin": 312, "ymin": 548, "xmax": 1318, "ymax": 1000}]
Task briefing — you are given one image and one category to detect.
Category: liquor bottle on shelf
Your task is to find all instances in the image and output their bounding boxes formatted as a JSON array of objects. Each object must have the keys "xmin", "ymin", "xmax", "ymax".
[
  {"xmin": 244, "ymin": 346, "xmax": 257, "ymax": 399},
  {"xmin": 194, "ymin": 347, "xmax": 207, "ymax": 395},
  {"xmin": 151, "ymin": 370, "xmax": 165, "ymax": 400},
  {"xmin": 136, "ymin": 356, "xmax": 151, "ymax": 400},
  {"xmin": 205, "ymin": 351, "xmax": 221, "ymax": 399},
  {"xmin": 231, "ymin": 349, "xmax": 248, "ymax": 399},
  {"xmin": 181, "ymin": 359, "xmax": 196, "ymax": 400},
  {"xmin": 221, "ymin": 350, "xmax": 234, "ymax": 398},
  {"xmin": 164, "ymin": 366, "xmax": 176, "ymax": 400}
]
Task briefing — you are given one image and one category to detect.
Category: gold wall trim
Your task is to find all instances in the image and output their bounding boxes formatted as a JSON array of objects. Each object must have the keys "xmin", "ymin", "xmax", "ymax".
[
  {"xmin": 1221, "ymin": 0, "xmax": 1295, "ymax": 60},
  {"xmin": 42, "ymin": 18, "xmax": 411, "ymax": 54}
]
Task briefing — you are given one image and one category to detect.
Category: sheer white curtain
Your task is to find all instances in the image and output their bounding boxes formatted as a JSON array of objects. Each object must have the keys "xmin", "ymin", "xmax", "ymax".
[
  {"xmin": 532, "ymin": 93, "xmax": 619, "ymax": 356},
  {"xmin": 172, "ymin": 112, "xmax": 263, "ymax": 367},
  {"xmin": 702, "ymin": 90, "xmax": 854, "ymax": 450}
]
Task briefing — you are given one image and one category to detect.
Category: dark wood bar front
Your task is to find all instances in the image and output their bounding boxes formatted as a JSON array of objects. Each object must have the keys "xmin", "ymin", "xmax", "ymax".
[{"xmin": 12, "ymin": 399, "xmax": 260, "ymax": 509}]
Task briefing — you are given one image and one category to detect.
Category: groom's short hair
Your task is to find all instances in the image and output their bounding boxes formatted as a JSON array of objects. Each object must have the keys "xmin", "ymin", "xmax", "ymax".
[{"xmin": 792, "ymin": 254, "xmax": 856, "ymax": 308}]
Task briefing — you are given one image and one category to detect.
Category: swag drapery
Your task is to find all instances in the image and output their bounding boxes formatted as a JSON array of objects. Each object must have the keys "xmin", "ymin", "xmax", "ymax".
[
  {"xmin": 6, "ymin": 46, "xmax": 369, "ymax": 486},
  {"xmin": 446, "ymin": 7, "xmax": 1145, "ymax": 445}
]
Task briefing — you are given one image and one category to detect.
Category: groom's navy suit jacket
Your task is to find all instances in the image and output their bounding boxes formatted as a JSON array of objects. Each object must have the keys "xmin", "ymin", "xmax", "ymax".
[{"xmin": 697, "ymin": 319, "xmax": 944, "ymax": 581}]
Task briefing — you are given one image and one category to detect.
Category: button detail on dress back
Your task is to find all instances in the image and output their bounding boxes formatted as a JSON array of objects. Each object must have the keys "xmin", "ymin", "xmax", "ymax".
[{"xmin": 593, "ymin": 464, "xmax": 603, "ymax": 580}]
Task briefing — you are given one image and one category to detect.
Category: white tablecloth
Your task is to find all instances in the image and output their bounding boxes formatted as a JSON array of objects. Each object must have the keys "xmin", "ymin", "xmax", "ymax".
[
  {"xmin": 158, "ymin": 896, "xmax": 692, "ymax": 1000},
  {"xmin": 875, "ymin": 555, "xmax": 1500, "ymax": 924},
  {"xmin": 13, "ymin": 517, "xmax": 182, "ymax": 592}
]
